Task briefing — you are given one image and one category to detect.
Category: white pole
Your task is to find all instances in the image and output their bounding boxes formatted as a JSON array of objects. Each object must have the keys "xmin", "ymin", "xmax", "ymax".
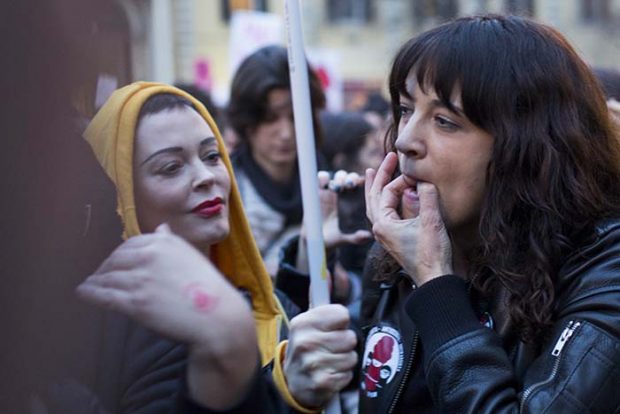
[
  {"xmin": 284, "ymin": 0, "xmax": 330, "ymax": 307},
  {"xmin": 284, "ymin": 1, "xmax": 341, "ymax": 413},
  {"xmin": 150, "ymin": 0, "xmax": 175, "ymax": 83}
]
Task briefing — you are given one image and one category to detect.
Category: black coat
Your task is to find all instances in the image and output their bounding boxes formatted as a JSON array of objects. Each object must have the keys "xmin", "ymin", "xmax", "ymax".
[{"xmin": 359, "ymin": 220, "xmax": 620, "ymax": 413}]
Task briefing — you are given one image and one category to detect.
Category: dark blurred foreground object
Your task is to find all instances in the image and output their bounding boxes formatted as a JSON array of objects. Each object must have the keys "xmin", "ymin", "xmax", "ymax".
[{"xmin": 0, "ymin": 1, "xmax": 126, "ymax": 412}]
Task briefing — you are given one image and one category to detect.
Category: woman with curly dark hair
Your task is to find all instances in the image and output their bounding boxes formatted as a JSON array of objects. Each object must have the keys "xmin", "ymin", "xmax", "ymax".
[{"xmin": 360, "ymin": 14, "xmax": 620, "ymax": 413}]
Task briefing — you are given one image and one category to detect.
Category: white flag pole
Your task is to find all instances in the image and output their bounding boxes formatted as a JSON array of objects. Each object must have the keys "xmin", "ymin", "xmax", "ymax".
[
  {"xmin": 284, "ymin": 0, "xmax": 341, "ymax": 412},
  {"xmin": 284, "ymin": 0, "xmax": 330, "ymax": 307}
]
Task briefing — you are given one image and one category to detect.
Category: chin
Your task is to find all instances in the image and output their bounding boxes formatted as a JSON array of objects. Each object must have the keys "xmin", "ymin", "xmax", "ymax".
[
  {"xmin": 182, "ymin": 221, "xmax": 231, "ymax": 249},
  {"xmin": 274, "ymin": 153, "xmax": 297, "ymax": 164}
]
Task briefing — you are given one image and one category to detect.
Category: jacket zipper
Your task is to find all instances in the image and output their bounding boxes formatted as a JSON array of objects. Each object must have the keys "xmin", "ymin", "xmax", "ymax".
[
  {"xmin": 519, "ymin": 320, "xmax": 581, "ymax": 413},
  {"xmin": 387, "ymin": 332, "xmax": 419, "ymax": 414}
]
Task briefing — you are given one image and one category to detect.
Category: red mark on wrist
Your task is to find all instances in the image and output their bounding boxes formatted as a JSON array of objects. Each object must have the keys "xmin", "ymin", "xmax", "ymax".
[{"xmin": 183, "ymin": 282, "xmax": 219, "ymax": 312}]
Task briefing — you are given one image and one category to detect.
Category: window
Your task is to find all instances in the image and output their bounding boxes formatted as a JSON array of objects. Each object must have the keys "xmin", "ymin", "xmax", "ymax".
[
  {"xmin": 413, "ymin": 0, "xmax": 459, "ymax": 24},
  {"xmin": 327, "ymin": 0, "xmax": 375, "ymax": 24},
  {"xmin": 220, "ymin": 0, "xmax": 268, "ymax": 22},
  {"xmin": 505, "ymin": 0, "xmax": 535, "ymax": 16},
  {"xmin": 581, "ymin": 0, "xmax": 611, "ymax": 22}
]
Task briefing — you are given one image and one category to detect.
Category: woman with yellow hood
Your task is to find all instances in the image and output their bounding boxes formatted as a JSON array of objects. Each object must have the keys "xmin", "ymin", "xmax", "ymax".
[{"xmin": 77, "ymin": 82, "xmax": 357, "ymax": 413}]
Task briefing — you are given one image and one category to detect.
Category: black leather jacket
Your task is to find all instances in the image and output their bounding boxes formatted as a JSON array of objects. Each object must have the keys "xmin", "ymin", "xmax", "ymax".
[{"xmin": 359, "ymin": 220, "xmax": 620, "ymax": 413}]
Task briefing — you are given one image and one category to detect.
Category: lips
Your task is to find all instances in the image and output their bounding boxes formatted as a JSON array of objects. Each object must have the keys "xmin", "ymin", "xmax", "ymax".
[{"xmin": 192, "ymin": 197, "xmax": 224, "ymax": 218}]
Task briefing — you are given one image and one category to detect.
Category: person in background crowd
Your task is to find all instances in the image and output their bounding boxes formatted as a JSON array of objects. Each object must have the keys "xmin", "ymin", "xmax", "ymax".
[
  {"xmin": 361, "ymin": 14, "xmax": 620, "ymax": 413},
  {"xmin": 227, "ymin": 45, "xmax": 327, "ymax": 276},
  {"xmin": 593, "ymin": 67, "xmax": 620, "ymax": 126},
  {"xmin": 360, "ymin": 91, "xmax": 390, "ymax": 130}
]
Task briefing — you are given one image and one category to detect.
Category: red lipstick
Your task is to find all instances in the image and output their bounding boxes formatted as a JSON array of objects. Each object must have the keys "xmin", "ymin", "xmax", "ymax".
[{"xmin": 192, "ymin": 197, "xmax": 224, "ymax": 218}]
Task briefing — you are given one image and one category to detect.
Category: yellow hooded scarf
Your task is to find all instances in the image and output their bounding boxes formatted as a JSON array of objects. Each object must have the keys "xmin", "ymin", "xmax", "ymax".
[{"xmin": 83, "ymin": 82, "xmax": 283, "ymax": 365}]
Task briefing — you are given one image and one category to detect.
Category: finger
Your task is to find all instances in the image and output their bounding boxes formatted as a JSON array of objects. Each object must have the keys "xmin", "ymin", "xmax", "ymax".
[
  {"xmin": 371, "ymin": 152, "xmax": 398, "ymax": 192},
  {"xmin": 81, "ymin": 271, "xmax": 136, "ymax": 291},
  {"xmin": 364, "ymin": 168, "xmax": 376, "ymax": 220},
  {"xmin": 314, "ymin": 370, "xmax": 354, "ymax": 394},
  {"xmin": 315, "ymin": 329, "xmax": 358, "ymax": 354},
  {"xmin": 417, "ymin": 182, "xmax": 443, "ymax": 226},
  {"xmin": 319, "ymin": 182, "xmax": 337, "ymax": 212},
  {"xmin": 94, "ymin": 247, "xmax": 150, "ymax": 273},
  {"xmin": 317, "ymin": 171, "xmax": 331, "ymax": 189},
  {"xmin": 122, "ymin": 233, "xmax": 161, "ymax": 247},
  {"xmin": 323, "ymin": 350, "xmax": 358, "ymax": 372},
  {"xmin": 366, "ymin": 153, "xmax": 398, "ymax": 220},
  {"xmin": 291, "ymin": 304, "xmax": 350, "ymax": 332},
  {"xmin": 155, "ymin": 222, "xmax": 172, "ymax": 234},
  {"xmin": 401, "ymin": 186, "xmax": 420, "ymax": 219},
  {"xmin": 380, "ymin": 175, "xmax": 411, "ymax": 219},
  {"xmin": 75, "ymin": 283, "xmax": 133, "ymax": 314},
  {"xmin": 333, "ymin": 170, "xmax": 347, "ymax": 186},
  {"xmin": 344, "ymin": 172, "xmax": 361, "ymax": 189},
  {"xmin": 300, "ymin": 347, "xmax": 358, "ymax": 374}
]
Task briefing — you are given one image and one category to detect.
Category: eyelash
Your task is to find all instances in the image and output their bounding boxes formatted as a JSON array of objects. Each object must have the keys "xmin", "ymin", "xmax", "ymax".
[
  {"xmin": 157, "ymin": 151, "xmax": 221, "ymax": 176},
  {"xmin": 201, "ymin": 151, "xmax": 222, "ymax": 164},
  {"xmin": 398, "ymin": 105, "xmax": 412, "ymax": 117},
  {"xmin": 434, "ymin": 116, "xmax": 459, "ymax": 131},
  {"xmin": 159, "ymin": 162, "xmax": 182, "ymax": 175},
  {"xmin": 398, "ymin": 104, "xmax": 460, "ymax": 132}
]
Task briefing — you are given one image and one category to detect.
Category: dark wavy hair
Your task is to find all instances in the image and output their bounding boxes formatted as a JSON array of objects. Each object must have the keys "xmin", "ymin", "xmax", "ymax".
[
  {"xmin": 383, "ymin": 15, "xmax": 620, "ymax": 342},
  {"xmin": 227, "ymin": 45, "xmax": 325, "ymax": 146}
]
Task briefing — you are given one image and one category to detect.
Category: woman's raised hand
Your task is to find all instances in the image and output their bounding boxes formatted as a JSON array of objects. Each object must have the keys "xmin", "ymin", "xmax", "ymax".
[
  {"xmin": 365, "ymin": 152, "xmax": 453, "ymax": 286},
  {"xmin": 77, "ymin": 224, "xmax": 252, "ymax": 347},
  {"xmin": 76, "ymin": 224, "xmax": 258, "ymax": 409}
]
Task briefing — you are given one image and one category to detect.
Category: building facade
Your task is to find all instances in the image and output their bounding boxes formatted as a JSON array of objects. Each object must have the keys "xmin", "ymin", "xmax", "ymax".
[{"xmin": 102, "ymin": 0, "xmax": 620, "ymax": 109}]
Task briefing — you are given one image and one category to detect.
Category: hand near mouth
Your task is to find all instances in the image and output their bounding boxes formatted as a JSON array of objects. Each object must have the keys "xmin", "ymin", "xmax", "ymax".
[{"xmin": 365, "ymin": 152, "xmax": 453, "ymax": 286}]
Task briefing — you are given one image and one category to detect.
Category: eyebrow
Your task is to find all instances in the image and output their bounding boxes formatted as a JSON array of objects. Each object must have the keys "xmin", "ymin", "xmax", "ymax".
[
  {"xmin": 139, "ymin": 136, "xmax": 217, "ymax": 166},
  {"xmin": 431, "ymin": 99, "xmax": 465, "ymax": 117}
]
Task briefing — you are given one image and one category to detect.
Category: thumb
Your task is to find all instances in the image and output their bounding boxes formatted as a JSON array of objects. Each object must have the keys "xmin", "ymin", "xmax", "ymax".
[
  {"xmin": 417, "ymin": 183, "xmax": 443, "ymax": 224},
  {"xmin": 155, "ymin": 222, "xmax": 172, "ymax": 234}
]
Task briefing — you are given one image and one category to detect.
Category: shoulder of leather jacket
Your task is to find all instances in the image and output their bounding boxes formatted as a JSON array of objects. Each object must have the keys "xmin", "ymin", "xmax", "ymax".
[{"xmin": 556, "ymin": 219, "xmax": 620, "ymax": 338}]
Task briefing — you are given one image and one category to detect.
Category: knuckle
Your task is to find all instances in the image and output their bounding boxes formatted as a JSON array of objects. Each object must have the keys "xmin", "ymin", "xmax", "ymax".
[
  {"xmin": 311, "ymin": 372, "xmax": 332, "ymax": 392},
  {"xmin": 288, "ymin": 315, "xmax": 307, "ymax": 332},
  {"xmin": 341, "ymin": 371, "xmax": 354, "ymax": 386},
  {"xmin": 343, "ymin": 330, "xmax": 358, "ymax": 349},
  {"xmin": 289, "ymin": 334, "xmax": 315, "ymax": 355},
  {"xmin": 132, "ymin": 248, "xmax": 152, "ymax": 265},
  {"xmin": 130, "ymin": 289, "xmax": 150, "ymax": 309},
  {"xmin": 421, "ymin": 213, "xmax": 442, "ymax": 230},
  {"xmin": 345, "ymin": 351, "xmax": 359, "ymax": 368},
  {"xmin": 135, "ymin": 272, "xmax": 153, "ymax": 287},
  {"xmin": 331, "ymin": 306, "xmax": 351, "ymax": 325},
  {"xmin": 371, "ymin": 222, "xmax": 384, "ymax": 238}
]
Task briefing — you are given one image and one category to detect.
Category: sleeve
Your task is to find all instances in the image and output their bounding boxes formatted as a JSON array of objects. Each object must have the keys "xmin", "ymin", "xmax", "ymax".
[
  {"xmin": 174, "ymin": 349, "xmax": 320, "ymax": 414},
  {"xmin": 174, "ymin": 361, "xmax": 285, "ymax": 414},
  {"xmin": 275, "ymin": 235, "xmax": 338, "ymax": 312},
  {"xmin": 275, "ymin": 236, "xmax": 311, "ymax": 311},
  {"xmin": 405, "ymin": 270, "xmax": 620, "ymax": 413}
]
